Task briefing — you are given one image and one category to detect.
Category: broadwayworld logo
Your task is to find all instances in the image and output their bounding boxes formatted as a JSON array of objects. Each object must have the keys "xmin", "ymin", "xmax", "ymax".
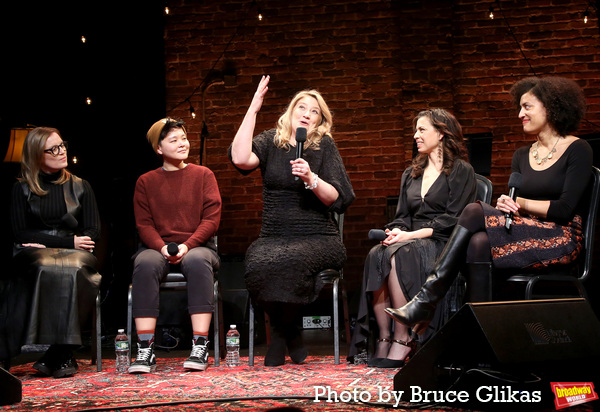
[
  {"xmin": 551, "ymin": 382, "xmax": 599, "ymax": 410},
  {"xmin": 524, "ymin": 322, "xmax": 572, "ymax": 345}
]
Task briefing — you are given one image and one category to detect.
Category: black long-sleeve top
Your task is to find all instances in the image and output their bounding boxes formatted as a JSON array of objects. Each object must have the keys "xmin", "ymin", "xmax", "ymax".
[
  {"xmin": 385, "ymin": 159, "xmax": 477, "ymax": 241},
  {"xmin": 10, "ymin": 172, "xmax": 101, "ymax": 249},
  {"xmin": 511, "ymin": 138, "xmax": 593, "ymax": 223}
]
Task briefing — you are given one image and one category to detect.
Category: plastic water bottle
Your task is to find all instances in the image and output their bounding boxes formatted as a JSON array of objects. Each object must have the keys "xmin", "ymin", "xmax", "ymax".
[
  {"xmin": 115, "ymin": 329, "xmax": 130, "ymax": 373},
  {"xmin": 225, "ymin": 324, "xmax": 241, "ymax": 367}
]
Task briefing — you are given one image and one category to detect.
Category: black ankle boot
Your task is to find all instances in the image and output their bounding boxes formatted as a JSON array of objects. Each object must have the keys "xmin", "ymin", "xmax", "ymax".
[
  {"xmin": 285, "ymin": 325, "xmax": 308, "ymax": 364},
  {"xmin": 465, "ymin": 262, "xmax": 493, "ymax": 302},
  {"xmin": 384, "ymin": 225, "xmax": 472, "ymax": 334},
  {"xmin": 264, "ymin": 327, "xmax": 286, "ymax": 367}
]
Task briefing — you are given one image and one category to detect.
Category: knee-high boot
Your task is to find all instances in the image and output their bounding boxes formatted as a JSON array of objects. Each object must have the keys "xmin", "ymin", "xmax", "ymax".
[
  {"xmin": 384, "ymin": 225, "xmax": 472, "ymax": 334},
  {"xmin": 465, "ymin": 262, "xmax": 493, "ymax": 303}
]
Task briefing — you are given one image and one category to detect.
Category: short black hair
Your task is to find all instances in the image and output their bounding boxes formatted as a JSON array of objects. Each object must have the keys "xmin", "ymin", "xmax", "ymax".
[{"xmin": 159, "ymin": 118, "xmax": 186, "ymax": 145}]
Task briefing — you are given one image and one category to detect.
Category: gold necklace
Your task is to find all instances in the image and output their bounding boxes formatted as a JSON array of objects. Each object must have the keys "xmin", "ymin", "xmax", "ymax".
[{"xmin": 531, "ymin": 138, "xmax": 559, "ymax": 165}]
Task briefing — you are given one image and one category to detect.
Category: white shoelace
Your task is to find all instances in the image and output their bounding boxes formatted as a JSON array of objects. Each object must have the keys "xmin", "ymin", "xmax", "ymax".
[
  {"xmin": 190, "ymin": 342, "xmax": 208, "ymax": 359},
  {"xmin": 136, "ymin": 346, "xmax": 153, "ymax": 362}
]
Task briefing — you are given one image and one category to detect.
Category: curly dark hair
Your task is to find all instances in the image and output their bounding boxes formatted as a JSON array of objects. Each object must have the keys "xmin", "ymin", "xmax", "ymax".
[
  {"xmin": 510, "ymin": 77, "xmax": 586, "ymax": 136},
  {"xmin": 411, "ymin": 108, "xmax": 468, "ymax": 178}
]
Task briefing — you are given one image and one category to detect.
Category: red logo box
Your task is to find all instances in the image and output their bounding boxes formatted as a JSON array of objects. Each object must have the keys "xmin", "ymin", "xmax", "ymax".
[{"xmin": 551, "ymin": 382, "xmax": 598, "ymax": 410}]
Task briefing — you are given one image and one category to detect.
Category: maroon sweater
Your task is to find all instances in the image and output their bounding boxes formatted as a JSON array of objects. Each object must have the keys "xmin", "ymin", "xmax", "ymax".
[{"xmin": 133, "ymin": 164, "xmax": 221, "ymax": 251}]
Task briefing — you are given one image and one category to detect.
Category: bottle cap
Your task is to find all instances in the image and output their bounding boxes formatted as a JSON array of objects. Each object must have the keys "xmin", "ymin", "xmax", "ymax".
[{"xmin": 118, "ymin": 328, "xmax": 124, "ymax": 333}]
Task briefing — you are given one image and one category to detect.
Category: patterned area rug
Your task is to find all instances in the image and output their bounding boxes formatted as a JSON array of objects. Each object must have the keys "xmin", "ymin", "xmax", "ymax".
[
  {"xmin": 2, "ymin": 356, "xmax": 406, "ymax": 411},
  {"xmin": 3, "ymin": 356, "xmax": 596, "ymax": 411}
]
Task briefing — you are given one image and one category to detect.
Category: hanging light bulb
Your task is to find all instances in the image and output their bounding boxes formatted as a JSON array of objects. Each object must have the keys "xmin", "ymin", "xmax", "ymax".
[
  {"xmin": 189, "ymin": 101, "xmax": 196, "ymax": 119},
  {"xmin": 86, "ymin": 97, "xmax": 92, "ymax": 105},
  {"xmin": 81, "ymin": 35, "xmax": 86, "ymax": 43},
  {"xmin": 165, "ymin": 6, "xmax": 170, "ymax": 15},
  {"xmin": 72, "ymin": 156, "xmax": 78, "ymax": 164},
  {"xmin": 584, "ymin": 10, "xmax": 589, "ymax": 23},
  {"xmin": 258, "ymin": 8, "xmax": 263, "ymax": 21},
  {"xmin": 489, "ymin": 7, "xmax": 494, "ymax": 19}
]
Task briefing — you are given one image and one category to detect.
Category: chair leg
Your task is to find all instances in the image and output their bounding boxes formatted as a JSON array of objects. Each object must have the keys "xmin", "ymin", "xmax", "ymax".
[
  {"xmin": 96, "ymin": 292, "xmax": 102, "ymax": 372},
  {"xmin": 127, "ymin": 284, "xmax": 133, "ymax": 355},
  {"xmin": 213, "ymin": 280, "xmax": 220, "ymax": 367},
  {"xmin": 333, "ymin": 278, "xmax": 340, "ymax": 365},
  {"xmin": 249, "ymin": 302, "xmax": 255, "ymax": 366},
  {"xmin": 218, "ymin": 288, "xmax": 225, "ymax": 360}
]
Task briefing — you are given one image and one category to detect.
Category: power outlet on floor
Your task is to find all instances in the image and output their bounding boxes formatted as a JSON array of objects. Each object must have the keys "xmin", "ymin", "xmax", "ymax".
[{"xmin": 302, "ymin": 316, "xmax": 331, "ymax": 329}]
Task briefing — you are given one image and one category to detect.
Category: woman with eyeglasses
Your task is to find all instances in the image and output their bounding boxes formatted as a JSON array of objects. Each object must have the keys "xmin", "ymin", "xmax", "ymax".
[{"xmin": 2, "ymin": 127, "xmax": 101, "ymax": 378}]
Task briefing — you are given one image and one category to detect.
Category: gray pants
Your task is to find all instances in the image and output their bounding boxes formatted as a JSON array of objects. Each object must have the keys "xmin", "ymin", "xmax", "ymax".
[{"xmin": 131, "ymin": 247, "xmax": 219, "ymax": 318}]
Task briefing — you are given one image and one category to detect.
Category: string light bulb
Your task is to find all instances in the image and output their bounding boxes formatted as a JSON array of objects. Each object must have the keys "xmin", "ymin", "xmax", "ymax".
[
  {"xmin": 81, "ymin": 35, "xmax": 86, "ymax": 43},
  {"xmin": 86, "ymin": 97, "xmax": 92, "ymax": 105},
  {"xmin": 188, "ymin": 101, "xmax": 196, "ymax": 119},
  {"xmin": 489, "ymin": 7, "xmax": 494, "ymax": 19},
  {"xmin": 258, "ymin": 8, "xmax": 263, "ymax": 21},
  {"xmin": 72, "ymin": 156, "xmax": 78, "ymax": 164},
  {"xmin": 165, "ymin": 6, "xmax": 170, "ymax": 15},
  {"xmin": 584, "ymin": 10, "xmax": 589, "ymax": 23}
]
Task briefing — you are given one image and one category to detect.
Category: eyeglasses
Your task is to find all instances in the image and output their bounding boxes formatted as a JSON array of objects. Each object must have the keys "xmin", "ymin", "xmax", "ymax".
[{"xmin": 43, "ymin": 141, "xmax": 68, "ymax": 156}]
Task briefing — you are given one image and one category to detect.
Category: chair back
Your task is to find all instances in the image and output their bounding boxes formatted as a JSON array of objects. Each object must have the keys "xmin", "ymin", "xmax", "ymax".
[
  {"xmin": 578, "ymin": 166, "xmax": 600, "ymax": 283},
  {"xmin": 333, "ymin": 212, "xmax": 344, "ymax": 239},
  {"xmin": 475, "ymin": 173, "xmax": 493, "ymax": 204}
]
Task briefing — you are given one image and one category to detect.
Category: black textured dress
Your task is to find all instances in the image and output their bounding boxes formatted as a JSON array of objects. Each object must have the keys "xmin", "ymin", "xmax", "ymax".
[{"xmin": 230, "ymin": 129, "xmax": 355, "ymax": 305}]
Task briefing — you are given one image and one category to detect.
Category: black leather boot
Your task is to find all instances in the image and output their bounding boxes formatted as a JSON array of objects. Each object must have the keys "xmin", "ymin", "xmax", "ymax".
[
  {"xmin": 384, "ymin": 225, "xmax": 472, "ymax": 334},
  {"xmin": 465, "ymin": 262, "xmax": 493, "ymax": 302},
  {"xmin": 285, "ymin": 324, "xmax": 308, "ymax": 364},
  {"xmin": 264, "ymin": 326, "xmax": 286, "ymax": 367}
]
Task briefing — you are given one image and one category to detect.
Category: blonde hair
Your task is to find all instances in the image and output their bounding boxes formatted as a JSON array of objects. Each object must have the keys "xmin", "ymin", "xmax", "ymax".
[
  {"xmin": 274, "ymin": 89, "xmax": 333, "ymax": 150},
  {"xmin": 20, "ymin": 127, "xmax": 71, "ymax": 196}
]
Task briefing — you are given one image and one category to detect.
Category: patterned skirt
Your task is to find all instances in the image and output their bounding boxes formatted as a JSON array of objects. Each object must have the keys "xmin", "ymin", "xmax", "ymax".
[{"xmin": 481, "ymin": 202, "xmax": 583, "ymax": 270}]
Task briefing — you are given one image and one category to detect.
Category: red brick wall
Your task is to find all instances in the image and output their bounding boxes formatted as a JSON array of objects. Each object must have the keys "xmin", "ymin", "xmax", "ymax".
[{"xmin": 162, "ymin": 0, "xmax": 600, "ymax": 292}]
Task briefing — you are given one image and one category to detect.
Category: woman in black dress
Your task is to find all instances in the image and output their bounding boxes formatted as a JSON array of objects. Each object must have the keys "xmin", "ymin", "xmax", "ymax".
[
  {"xmin": 386, "ymin": 77, "xmax": 593, "ymax": 333},
  {"xmin": 349, "ymin": 109, "xmax": 476, "ymax": 367},
  {"xmin": 4, "ymin": 127, "xmax": 101, "ymax": 378},
  {"xmin": 230, "ymin": 75, "xmax": 354, "ymax": 366}
]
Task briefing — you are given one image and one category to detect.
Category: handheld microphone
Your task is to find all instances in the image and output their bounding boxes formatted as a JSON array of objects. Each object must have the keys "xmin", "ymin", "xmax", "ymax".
[
  {"xmin": 294, "ymin": 127, "xmax": 307, "ymax": 181},
  {"xmin": 167, "ymin": 242, "xmax": 179, "ymax": 256},
  {"xmin": 368, "ymin": 229, "xmax": 387, "ymax": 241},
  {"xmin": 505, "ymin": 172, "xmax": 522, "ymax": 230}
]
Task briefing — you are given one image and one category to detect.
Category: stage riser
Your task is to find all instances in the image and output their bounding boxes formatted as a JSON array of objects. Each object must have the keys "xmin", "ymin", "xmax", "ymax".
[
  {"xmin": 394, "ymin": 298, "xmax": 600, "ymax": 408},
  {"xmin": 0, "ymin": 367, "xmax": 21, "ymax": 406}
]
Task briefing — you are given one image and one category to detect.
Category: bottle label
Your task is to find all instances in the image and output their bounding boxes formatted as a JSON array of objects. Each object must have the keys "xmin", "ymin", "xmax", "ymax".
[
  {"xmin": 226, "ymin": 337, "xmax": 239, "ymax": 345},
  {"xmin": 115, "ymin": 341, "xmax": 129, "ymax": 350}
]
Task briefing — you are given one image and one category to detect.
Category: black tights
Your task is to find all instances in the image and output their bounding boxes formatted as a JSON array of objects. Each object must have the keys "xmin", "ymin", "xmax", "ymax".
[{"xmin": 457, "ymin": 203, "xmax": 492, "ymax": 263}]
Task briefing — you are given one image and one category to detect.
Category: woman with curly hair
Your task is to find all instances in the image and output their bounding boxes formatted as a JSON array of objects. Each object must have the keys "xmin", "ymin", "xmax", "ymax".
[
  {"xmin": 386, "ymin": 77, "xmax": 593, "ymax": 335},
  {"xmin": 230, "ymin": 75, "xmax": 355, "ymax": 366},
  {"xmin": 349, "ymin": 109, "xmax": 476, "ymax": 368}
]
